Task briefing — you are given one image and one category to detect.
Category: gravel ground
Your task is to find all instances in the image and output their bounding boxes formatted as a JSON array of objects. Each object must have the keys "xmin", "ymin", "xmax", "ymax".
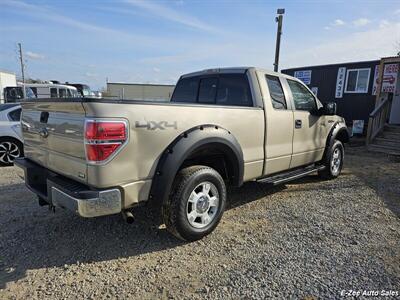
[{"xmin": 0, "ymin": 147, "xmax": 399, "ymax": 299}]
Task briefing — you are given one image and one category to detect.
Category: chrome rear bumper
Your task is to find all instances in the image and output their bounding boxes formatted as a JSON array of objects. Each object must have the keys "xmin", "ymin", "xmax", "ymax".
[{"xmin": 14, "ymin": 158, "xmax": 122, "ymax": 218}]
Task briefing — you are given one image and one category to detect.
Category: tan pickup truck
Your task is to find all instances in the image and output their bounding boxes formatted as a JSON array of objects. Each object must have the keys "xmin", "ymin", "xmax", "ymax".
[{"xmin": 15, "ymin": 67, "xmax": 349, "ymax": 241}]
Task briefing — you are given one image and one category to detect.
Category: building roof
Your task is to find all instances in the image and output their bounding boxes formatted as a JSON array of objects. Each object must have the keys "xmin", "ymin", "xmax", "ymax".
[
  {"xmin": 0, "ymin": 70, "xmax": 16, "ymax": 75},
  {"xmin": 282, "ymin": 59, "xmax": 380, "ymax": 71}
]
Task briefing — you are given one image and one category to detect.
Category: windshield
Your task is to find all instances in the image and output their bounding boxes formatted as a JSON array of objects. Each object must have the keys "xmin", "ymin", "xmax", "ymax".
[
  {"xmin": 25, "ymin": 87, "xmax": 36, "ymax": 99},
  {"xmin": 82, "ymin": 88, "xmax": 91, "ymax": 96}
]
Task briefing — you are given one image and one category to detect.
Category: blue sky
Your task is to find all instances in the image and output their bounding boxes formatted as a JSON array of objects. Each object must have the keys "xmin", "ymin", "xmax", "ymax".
[{"xmin": 1, "ymin": 0, "xmax": 400, "ymax": 89}]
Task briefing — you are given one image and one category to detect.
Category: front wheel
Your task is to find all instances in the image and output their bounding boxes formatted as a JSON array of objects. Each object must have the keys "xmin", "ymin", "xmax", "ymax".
[
  {"xmin": 0, "ymin": 138, "xmax": 23, "ymax": 166},
  {"xmin": 163, "ymin": 165, "xmax": 227, "ymax": 241},
  {"xmin": 318, "ymin": 140, "xmax": 344, "ymax": 179}
]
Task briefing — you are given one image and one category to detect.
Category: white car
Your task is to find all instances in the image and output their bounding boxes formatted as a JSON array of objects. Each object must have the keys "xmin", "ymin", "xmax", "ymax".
[{"xmin": 0, "ymin": 104, "xmax": 23, "ymax": 166}]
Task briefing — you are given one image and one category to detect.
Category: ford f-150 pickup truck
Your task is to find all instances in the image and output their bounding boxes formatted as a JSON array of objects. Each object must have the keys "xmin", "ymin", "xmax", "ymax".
[{"xmin": 15, "ymin": 67, "xmax": 349, "ymax": 241}]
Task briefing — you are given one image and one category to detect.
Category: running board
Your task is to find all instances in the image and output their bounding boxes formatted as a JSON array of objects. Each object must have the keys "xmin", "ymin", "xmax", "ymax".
[{"xmin": 257, "ymin": 165, "xmax": 326, "ymax": 186}]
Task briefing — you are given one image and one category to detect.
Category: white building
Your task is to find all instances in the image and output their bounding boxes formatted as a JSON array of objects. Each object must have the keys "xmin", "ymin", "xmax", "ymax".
[{"xmin": 0, "ymin": 71, "xmax": 17, "ymax": 103}]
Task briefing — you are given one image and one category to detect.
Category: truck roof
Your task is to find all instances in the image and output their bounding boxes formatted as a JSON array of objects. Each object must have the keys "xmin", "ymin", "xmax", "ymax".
[{"xmin": 181, "ymin": 67, "xmax": 295, "ymax": 80}]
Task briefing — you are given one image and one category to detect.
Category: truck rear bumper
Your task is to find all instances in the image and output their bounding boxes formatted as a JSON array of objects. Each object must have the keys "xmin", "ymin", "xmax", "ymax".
[{"xmin": 14, "ymin": 158, "xmax": 122, "ymax": 218}]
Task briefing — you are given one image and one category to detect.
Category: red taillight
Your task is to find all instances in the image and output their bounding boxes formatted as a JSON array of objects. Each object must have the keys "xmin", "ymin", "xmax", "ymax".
[
  {"xmin": 84, "ymin": 120, "xmax": 127, "ymax": 163},
  {"xmin": 85, "ymin": 121, "xmax": 126, "ymax": 140}
]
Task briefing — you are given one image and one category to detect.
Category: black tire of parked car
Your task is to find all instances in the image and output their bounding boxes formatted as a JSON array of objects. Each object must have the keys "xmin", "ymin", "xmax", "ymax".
[
  {"xmin": 162, "ymin": 165, "xmax": 227, "ymax": 241},
  {"xmin": 318, "ymin": 140, "xmax": 344, "ymax": 179},
  {"xmin": 0, "ymin": 137, "xmax": 24, "ymax": 167}
]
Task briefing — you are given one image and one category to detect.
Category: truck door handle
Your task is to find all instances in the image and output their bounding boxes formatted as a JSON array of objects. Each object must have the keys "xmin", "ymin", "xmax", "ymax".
[{"xmin": 295, "ymin": 119, "xmax": 302, "ymax": 128}]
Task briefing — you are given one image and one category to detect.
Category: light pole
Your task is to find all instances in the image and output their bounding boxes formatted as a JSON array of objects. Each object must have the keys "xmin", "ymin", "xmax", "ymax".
[
  {"xmin": 273, "ymin": 8, "xmax": 285, "ymax": 72},
  {"xmin": 18, "ymin": 43, "xmax": 25, "ymax": 83}
]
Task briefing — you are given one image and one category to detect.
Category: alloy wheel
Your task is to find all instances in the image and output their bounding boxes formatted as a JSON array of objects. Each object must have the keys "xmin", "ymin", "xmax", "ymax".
[
  {"xmin": 0, "ymin": 141, "xmax": 21, "ymax": 164},
  {"xmin": 186, "ymin": 181, "xmax": 219, "ymax": 229}
]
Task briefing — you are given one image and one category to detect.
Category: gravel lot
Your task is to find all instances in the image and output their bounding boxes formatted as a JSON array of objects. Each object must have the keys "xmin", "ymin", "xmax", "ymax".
[{"xmin": 0, "ymin": 147, "xmax": 399, "ymax": 299}]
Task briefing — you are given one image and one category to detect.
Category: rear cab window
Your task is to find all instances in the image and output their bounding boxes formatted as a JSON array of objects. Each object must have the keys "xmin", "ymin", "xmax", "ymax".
[
  {"xmin": 171, "ymin": 77, "xmax": 199, "ymax": 103},
  {"xmin": 265, "ymin": 75, "xmax": 287, "ymax": 109},
  {"xmin": 171, "ymin": 73, "xmax": 253, "ymax": 107},
  {"xmin": 198, "ymin": 77, "xmax": 218, "ymax": 104}
]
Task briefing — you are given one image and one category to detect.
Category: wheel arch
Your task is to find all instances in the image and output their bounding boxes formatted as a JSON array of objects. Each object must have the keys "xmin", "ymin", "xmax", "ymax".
[
  {"xmin": 0, "ymin": 136, "xmax": 24, "ymax": 148},
  {"xmin": 322, "ymin": 122, "xmax": 349, "ymax": 161},
  {"xmin": 149, "ymin": 124, "xmax": 244, "ymax": 208}
]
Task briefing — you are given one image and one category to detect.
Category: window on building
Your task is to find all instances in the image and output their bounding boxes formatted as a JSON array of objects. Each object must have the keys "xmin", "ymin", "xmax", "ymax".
[
  {"xmin": 198, "ymin": 77, "xmax": 218, "ymax": 104},
  {"xmin": 265, "ymin": 75, "xmax": 287, "ymax": 109},
  {"xmin": 287, "ymin": 79, "xmax": 317, "ymax": 112},
  {"xmin": 8, "ymin": 108, "xmax": 22, "ymax": 121},
  {"xmin": 345, "ymin": 68, "xmax": 370, "ymax": 93},
  {"xmin": 50, "ymin": 88, "xmax": 58, "ymax": 98}
]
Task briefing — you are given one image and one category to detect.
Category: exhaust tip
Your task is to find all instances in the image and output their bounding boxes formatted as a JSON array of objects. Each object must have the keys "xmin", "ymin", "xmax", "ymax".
[{"xmin": 122, "ymin": 210, "xmax": 134, "ymax": 224}]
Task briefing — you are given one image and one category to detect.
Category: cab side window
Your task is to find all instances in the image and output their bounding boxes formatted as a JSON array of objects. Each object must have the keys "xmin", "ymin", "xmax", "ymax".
[
  {"xmin": 265, "ymin": 75, "xmax": 287, "ymax": 109},
  {"xmin": 287, "ymin": 80, "xmax": 317, "ymax": 112}
]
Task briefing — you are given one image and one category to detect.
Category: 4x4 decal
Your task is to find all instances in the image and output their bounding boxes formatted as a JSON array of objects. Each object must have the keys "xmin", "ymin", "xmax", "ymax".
[{"xmin": 135, "ymin": 121, "xmax": 177, "ymax": 130}]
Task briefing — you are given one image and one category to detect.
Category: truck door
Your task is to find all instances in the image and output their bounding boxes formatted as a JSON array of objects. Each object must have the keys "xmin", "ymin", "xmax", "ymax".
[
  {"xmin": 261, "ymin": 74, "xmax": 294, "ymax": 175},
  {"xmin": 286, "ymin": 79, "xmax": 326, "ymax": 168}
]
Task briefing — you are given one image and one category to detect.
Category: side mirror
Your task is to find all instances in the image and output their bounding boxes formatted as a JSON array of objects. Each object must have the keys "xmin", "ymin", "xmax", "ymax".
[
  {"xmin": 324, "ymin": 102, "xmax": 337, "ymax": 115},
  {"xmin": 312, "ymin": 102, "xmax": 336, "ymax": 116}
]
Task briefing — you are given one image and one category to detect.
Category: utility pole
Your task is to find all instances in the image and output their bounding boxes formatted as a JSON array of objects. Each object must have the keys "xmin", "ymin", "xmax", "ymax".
[
  {"xmin": 18, "ymin": 43, "xmax": 25, "ymax": 83},
  {"xmin": 273, "ymin": 8, "xmax": 285, "ymax": 72}
]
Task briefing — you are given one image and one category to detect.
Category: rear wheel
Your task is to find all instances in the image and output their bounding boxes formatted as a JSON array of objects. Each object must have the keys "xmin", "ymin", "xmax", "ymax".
[
  {"xmin": 318, "ymin": 140, "xmax": 344, "ymax": 179},
  {"xmin": 0, "ymin": 138, "xmax": 23, "ymax": 166},
  {"xmin": 163, "ymin": 165, "xmax": 226, "ymax": 241}
]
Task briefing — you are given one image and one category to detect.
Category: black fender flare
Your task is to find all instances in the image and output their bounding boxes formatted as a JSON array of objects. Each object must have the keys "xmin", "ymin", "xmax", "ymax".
[
  {"xmin": 322, "ymin": 122, "xmax": 349, "ymax": 162},
  {"xmin": 149, "ymin": 124, "xmax": 244, "ymax": 208}
]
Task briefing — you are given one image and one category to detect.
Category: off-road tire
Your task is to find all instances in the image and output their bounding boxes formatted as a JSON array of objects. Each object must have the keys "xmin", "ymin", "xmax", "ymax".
[
  {"xmin": 318, "ymin": 140, "xmax": 344, "ymax": 179},
  {"xmin": 162, "ymin": 165, "xmax": 226, "ymax": 241}
]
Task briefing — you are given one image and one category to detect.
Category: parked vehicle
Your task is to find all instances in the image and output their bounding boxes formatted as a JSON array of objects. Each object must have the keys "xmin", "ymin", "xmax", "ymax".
[
  {"xmin": 0, "ymin": 103, "xmax": 23, "ymax": 166},
  {"xmin": 4, "ymin": 86, "xmax": 36, "ymax": 103},
  {"xmin": 21, "ymin": 83, "xmax": 79, "ymax": 99},
  {"xmin": 66, "ymin": 83, "xmax": 92, "ymax": 97},
  {"xmin": 15, "ymin": 67, "xmax": 349, "ymax": 241}
]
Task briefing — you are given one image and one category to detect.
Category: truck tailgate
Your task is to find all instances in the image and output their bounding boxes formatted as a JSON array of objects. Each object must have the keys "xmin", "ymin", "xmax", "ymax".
[{"xmin": 21, "ymin": 101, "xmax": 88, "ymax": 183}]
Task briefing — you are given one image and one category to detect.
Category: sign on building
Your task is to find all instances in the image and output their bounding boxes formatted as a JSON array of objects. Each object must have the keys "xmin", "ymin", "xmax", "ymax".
[
  {"xmin": 372, "ymin": 65, "xmax": 379, "ymax": 95},
  {"xmin": 335, "ymin": 67, "xmax": 346, "ymax": 98},
  {"xmin": 381, "ymin": 63, "xmax": 399, "ymax": 93},
  {"xmin": 352, "ymin": 120, "xmax": 365, "ymax": 135},
  {"xmin": 294, "ymin": 70, "xmax": 312, "ymax": 85}
]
